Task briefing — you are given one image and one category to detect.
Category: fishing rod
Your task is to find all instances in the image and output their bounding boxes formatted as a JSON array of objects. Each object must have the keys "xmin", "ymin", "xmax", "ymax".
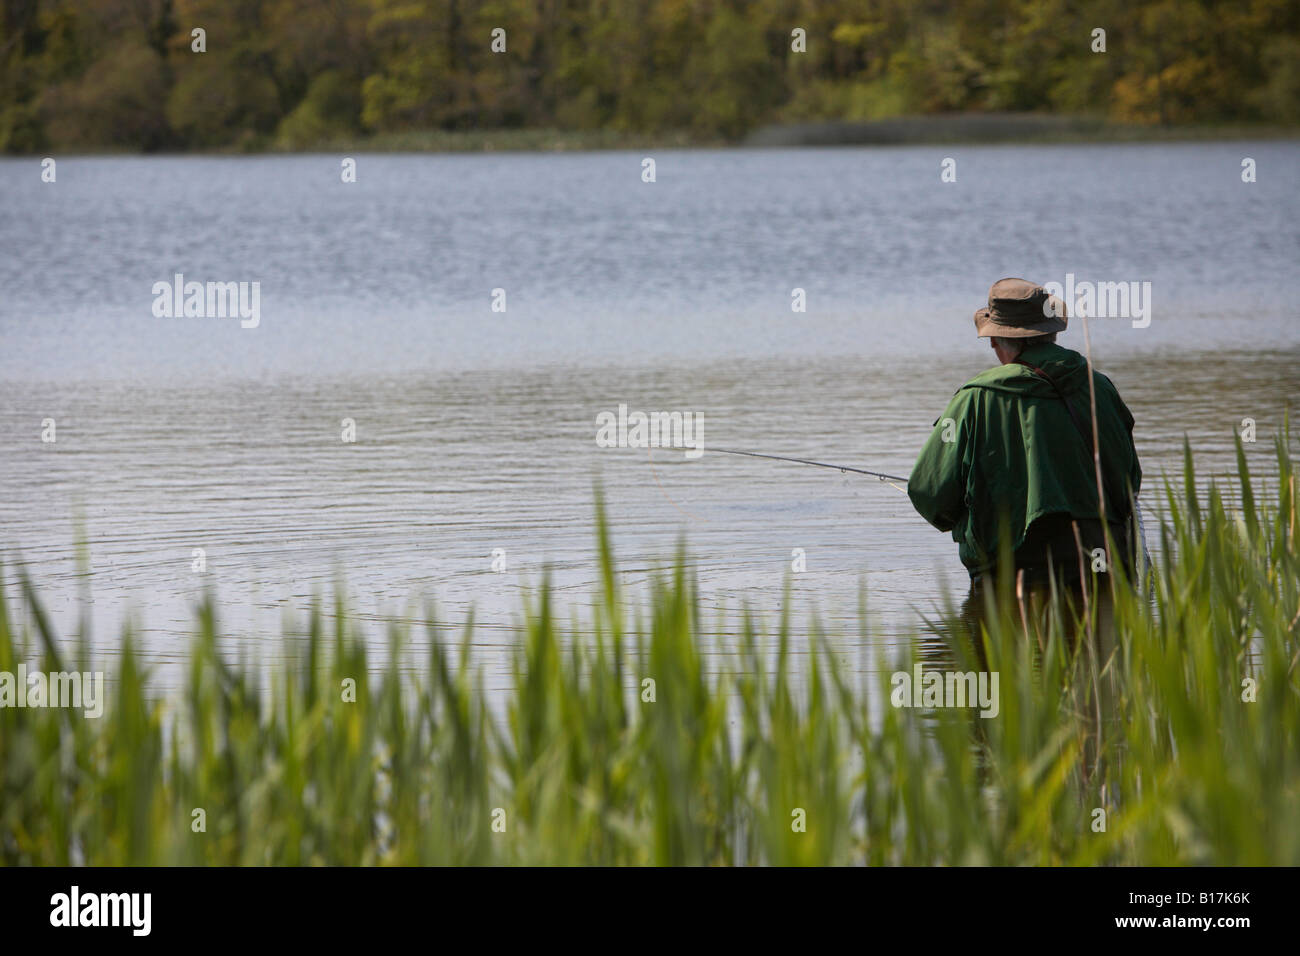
[{"xmin": 707, "ymin": 444, "xmax": 909, "ymax": 481}]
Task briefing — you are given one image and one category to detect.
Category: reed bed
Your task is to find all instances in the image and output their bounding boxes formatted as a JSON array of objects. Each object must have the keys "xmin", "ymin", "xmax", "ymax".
[{"xmin": 1, "ymin": 433, "xmax": 1297, "ymax": 865}]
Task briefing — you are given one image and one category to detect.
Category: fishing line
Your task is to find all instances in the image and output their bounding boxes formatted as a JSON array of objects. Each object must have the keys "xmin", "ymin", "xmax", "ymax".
[
  {"xmin": 703, "ymin": 446, "xmax": 910, "ymax": 492},
  {"xmin": 648, "ymin": 444, "xmax": 908, "ymax": 519},
  {"xmin": 647, "ymin": 444, "xmax": 710, "ymax": 523}
]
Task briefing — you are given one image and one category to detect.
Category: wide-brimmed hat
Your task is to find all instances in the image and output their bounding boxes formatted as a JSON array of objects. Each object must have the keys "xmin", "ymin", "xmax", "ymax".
[{"xmin": 973, "ymin": 277, "xmax": 1068, "ymax": 338}]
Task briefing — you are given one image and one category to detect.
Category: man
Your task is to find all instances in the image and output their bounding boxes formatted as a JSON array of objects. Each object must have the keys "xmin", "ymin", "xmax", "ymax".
[{"xmin": 908, "ymin": 277, "xmax": 1142, "ymax": 588}]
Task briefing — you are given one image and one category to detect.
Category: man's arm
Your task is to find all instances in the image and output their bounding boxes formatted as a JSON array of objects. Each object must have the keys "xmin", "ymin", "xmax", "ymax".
[{"xmin": 907, "ymin": 391, "xmax": 971, "ymax": 533}]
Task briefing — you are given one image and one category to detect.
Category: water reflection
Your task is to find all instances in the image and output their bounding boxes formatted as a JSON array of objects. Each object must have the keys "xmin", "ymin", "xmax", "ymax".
[{"xmin": 1, "ymin": 349, "xmax": 1294, "ymax": 688}]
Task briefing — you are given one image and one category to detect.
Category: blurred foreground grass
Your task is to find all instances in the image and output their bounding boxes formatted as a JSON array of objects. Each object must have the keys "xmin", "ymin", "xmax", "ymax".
[{"xmin": 1, "ymin": 432, "xmax": 1297, "ymax": 865}]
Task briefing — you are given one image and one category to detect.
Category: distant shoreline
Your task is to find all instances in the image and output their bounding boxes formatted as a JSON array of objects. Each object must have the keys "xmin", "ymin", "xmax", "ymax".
[
  {"xmin": 742, "ymin": 114, "xmax": 1300, "ymax": 147},
  {"xmin": 8, "ymin": 115, "xmax": 1298, "ymax": 157}
]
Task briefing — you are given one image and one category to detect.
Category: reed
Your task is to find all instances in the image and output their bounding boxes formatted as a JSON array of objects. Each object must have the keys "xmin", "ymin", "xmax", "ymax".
[{"xmin": 1, "ymin": 431, "xmax": 1296, "ymax": 865}]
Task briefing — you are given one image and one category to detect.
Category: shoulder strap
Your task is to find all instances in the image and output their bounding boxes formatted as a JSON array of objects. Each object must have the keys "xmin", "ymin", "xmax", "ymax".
[
  {"xmin": 1016, "ymin": 362, "xmax": 1091, "ymax": 441},
  {"xmin": 1015, "ymin": 360, "xmax": 1127, "ymax": 522}
]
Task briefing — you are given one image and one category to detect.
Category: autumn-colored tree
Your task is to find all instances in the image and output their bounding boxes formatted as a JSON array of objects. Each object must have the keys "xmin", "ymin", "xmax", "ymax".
[{"xmin": 2, "ymin": 0, "xmax": 1297, "ymax": 152}]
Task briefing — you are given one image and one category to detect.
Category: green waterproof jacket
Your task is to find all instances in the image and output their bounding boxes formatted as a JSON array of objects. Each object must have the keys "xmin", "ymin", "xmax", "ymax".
[{"xmin": 908, "ymin": 342, "xmax": 1141, "ymax": 575}]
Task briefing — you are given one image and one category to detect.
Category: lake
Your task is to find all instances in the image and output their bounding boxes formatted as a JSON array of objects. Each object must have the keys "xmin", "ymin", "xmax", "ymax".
[{"xmin": 2, "ymin": 143, "xmax": 1297, "ymax": 688}]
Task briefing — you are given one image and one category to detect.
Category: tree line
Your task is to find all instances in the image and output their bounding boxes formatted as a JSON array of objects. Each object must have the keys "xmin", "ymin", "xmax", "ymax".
[{"xmin": 2, "ymin": 0, "xmax": 1297, "ymax": 152}]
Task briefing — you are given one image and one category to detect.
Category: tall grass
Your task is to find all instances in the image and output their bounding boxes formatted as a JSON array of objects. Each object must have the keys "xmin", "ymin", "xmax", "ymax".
[{"xmin": 1, "ymin": 432, "xmax": 1296, "ymax": 865}]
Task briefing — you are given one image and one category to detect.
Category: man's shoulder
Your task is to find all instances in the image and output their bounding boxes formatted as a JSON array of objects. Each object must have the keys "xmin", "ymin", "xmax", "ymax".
[{"xmin": 958, "ymin": 363, "xmax": 1040, "ymax": 395}]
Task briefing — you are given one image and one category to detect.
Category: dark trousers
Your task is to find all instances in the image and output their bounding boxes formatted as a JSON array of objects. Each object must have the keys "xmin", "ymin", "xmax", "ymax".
[{"xmin": 970, "ymin": 513, "xmax": 1134, "ymax": 590}]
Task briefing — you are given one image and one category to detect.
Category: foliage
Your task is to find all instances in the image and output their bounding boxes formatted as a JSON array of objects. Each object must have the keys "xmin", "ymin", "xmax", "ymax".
[{"xmin": 1, "ymin": 0, "xmax": 1297, "ymax": 152}]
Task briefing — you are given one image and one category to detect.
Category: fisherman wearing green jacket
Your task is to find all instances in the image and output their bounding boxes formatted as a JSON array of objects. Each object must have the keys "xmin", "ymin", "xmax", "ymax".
[{"xmin": 908, "ymin": 277, "xmax": 1142, "ymax": 586}]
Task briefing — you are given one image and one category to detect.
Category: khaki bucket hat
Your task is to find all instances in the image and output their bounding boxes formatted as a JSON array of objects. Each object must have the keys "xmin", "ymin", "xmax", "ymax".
[{"xmin": 973, "ymin": 277, "xmax": 1068, "ymax": 338}]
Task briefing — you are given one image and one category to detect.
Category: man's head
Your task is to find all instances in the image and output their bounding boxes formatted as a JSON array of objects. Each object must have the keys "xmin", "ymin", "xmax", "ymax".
[{"xmin": 974, "ymin": 278, "xmax": 1067, "ymax": 353}]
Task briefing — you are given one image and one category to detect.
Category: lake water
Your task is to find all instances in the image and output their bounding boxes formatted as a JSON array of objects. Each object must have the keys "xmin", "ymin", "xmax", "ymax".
[{"xmin": 2, "ymin": 144, "xmax": 1297, "ymax": 688}]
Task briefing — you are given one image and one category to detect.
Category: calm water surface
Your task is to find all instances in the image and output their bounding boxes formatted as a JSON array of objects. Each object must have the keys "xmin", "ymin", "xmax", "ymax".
[{"xmin": 2, "ymin": 145, "xmax": 1297, "ymax": 687}]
